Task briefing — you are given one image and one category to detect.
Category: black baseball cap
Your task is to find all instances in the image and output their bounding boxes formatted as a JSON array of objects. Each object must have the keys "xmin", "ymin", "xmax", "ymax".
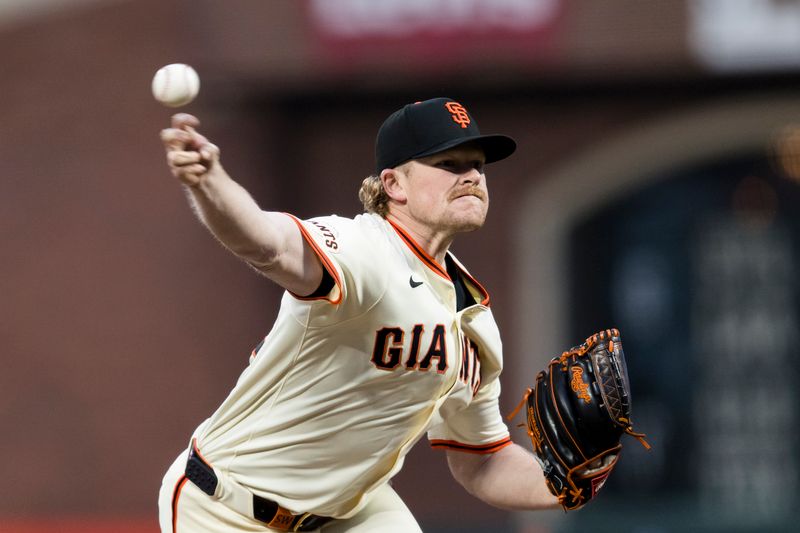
[{"xmin": 375, "ymin": 97, "xmax": 517, "ymax": 174}]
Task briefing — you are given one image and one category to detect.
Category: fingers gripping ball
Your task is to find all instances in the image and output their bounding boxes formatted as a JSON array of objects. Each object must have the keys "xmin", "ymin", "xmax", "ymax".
[
  {"xmin": 152, "ymin": 63, "xmax": 200, "ymax": 107},
  {"xmin": 511, "ymin": 329, "xmax": 651, "ymax": 511}
]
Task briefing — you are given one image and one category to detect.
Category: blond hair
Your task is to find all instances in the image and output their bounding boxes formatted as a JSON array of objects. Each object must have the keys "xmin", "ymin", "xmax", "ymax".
[{"xmin": 358, "ymin": 174, "xmax": 390, "ymax": 217}]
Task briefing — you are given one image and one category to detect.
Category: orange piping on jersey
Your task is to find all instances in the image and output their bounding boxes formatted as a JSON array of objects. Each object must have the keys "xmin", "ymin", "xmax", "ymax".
[
  {"xmin": 386, "ymin": 218, "xmax": 450, "ymax": 280},
  {"xmin": 285, "ymin": 213, "xmax": 343, "ymax": 304},
  {"xmin": 171, "ymin": 475, "xmax": 189, "ymax": 533},
  {"xmin": 429, "ymin": 436, "xmax": 512, "ymax": 454}
]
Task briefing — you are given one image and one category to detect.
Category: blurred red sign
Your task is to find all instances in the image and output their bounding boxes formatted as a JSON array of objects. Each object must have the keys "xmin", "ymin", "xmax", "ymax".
[{"xmin": 304, "ymin": 0, "xmax": 563, "ymax": 67}]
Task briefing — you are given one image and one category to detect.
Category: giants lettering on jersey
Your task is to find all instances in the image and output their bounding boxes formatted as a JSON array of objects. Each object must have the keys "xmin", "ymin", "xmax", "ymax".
[
  {"xmin": 459, "ymin": 335, "xmax": 481, "ymax": 396},
  {"xmin": 310, "ymin": 220, "xmax": 339, "ymax": 251},
  {"xmin": 371, "ymin": 326, "xmax": 481, "ymax": 395}
]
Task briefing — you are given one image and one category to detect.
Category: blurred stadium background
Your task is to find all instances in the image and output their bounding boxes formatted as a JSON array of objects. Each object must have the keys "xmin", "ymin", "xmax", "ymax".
[{"xmin": 2, "ymin": 1, "xmax": 799, "ymax": 532}]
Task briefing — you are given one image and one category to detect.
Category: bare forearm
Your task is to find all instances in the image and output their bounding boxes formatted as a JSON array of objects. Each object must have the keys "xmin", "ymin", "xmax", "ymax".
[
  {"xmin": 448, "ymin": 444, "xmax": 560, "ymax": 511},
  {"xmin": 160, "ymin": 114, "xmax": 323, "ymax": 295},
  {"xmin": 186, "ymin": 166, "xmax": 289, "ymax": 269}
]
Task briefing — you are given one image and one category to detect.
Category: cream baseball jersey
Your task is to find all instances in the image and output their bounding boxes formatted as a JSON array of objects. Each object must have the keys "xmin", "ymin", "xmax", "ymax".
[{"xmin": 188, "ymin": 212, "xmax": 511, "ymax": 518}]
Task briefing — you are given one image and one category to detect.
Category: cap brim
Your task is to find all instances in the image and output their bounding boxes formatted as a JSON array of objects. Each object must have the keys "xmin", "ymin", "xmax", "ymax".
[{"xmin": 412, "ymin": 134, "xmax": 517, "ymax": 165}]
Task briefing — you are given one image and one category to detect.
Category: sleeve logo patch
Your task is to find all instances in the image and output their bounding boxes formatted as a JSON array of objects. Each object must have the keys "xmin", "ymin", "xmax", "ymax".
[{"xmin": 310, "ymin": 220, "xmax": 339, "ymax": 252}]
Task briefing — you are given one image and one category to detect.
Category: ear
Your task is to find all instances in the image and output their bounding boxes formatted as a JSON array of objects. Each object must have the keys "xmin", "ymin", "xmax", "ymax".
[{"xmin": 381, "ymin": 168, "xmax": 408, "ymax": 204}]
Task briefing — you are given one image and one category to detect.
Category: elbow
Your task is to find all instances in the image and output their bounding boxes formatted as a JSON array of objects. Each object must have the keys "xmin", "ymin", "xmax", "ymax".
[
  {"xmin": 220, "ymin": 240, "xmax": 280, "ymax": 272},
  {"xmin": 243, "ymin": 248, "xmax": 280, "ymax": 272},
  {"xmin": 447, "ymin": 451, "xmax": 491, "ymax": 498}
]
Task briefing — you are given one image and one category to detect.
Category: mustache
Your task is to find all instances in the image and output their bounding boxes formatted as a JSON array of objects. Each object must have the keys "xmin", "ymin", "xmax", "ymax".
[{"xmin": 449, "ymin": 186, "xmax": 487, "ymax": 201}]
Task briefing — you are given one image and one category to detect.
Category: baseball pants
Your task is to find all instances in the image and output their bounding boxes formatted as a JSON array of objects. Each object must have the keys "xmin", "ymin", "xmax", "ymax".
[{"xmin": 158, "ymin": 450, "xmax": 422, "ymax": 532}]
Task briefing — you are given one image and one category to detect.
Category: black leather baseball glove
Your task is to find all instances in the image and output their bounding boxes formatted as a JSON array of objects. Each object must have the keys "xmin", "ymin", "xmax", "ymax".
[{"xmin": 511, "ymin": 328, "xmax": 650, "ymax": 511}]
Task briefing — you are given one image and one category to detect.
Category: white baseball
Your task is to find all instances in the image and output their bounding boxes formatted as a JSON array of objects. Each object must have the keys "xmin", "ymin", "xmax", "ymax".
[{"xmin": 151, "ymin": 63, "xmax": 200, "ymax": 107}]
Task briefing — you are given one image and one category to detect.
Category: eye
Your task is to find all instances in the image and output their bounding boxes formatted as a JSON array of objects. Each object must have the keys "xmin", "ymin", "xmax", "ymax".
[{"xmin": 431, "ymin": 158, "xmax": 485, "ymax": 174}]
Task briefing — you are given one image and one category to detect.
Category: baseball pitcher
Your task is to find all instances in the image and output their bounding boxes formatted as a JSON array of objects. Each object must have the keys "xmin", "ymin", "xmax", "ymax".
[{"xmin": 156, "ymin": 98, "xmax": 647, "ymax": 532}]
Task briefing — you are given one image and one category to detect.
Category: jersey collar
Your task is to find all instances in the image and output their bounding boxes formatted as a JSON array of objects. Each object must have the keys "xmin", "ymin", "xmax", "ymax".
[{"xmin": 386, "ymin": 217, "xmax": 490, "ymax": 306}]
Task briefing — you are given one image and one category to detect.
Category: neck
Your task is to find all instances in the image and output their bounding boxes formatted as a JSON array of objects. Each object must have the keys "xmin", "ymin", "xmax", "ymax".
[{"xmin": 386, "ymin": 212, "xmax": 453, "ymax": 265}]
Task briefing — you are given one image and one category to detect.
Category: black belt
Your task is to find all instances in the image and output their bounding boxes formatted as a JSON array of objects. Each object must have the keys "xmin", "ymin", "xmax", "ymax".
[{"xmin": 185, "ymin": 445, "xmax": 333, "ymax": 532}]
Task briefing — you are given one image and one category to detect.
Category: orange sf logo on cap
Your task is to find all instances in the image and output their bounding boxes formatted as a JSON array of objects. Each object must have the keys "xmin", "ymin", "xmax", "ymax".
[{"xmin": 445, "ymin": 102, "xmax": 470, "ymax": 129}]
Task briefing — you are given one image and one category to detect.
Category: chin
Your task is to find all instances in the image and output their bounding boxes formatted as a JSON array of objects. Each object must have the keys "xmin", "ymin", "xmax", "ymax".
[
  {"xmin": 453, "ymin": 215, "xmax": 486, "ymax": 233},
  {"xmin": 454, "ymin": 199, "xmax": 487, "ymax": 228}
]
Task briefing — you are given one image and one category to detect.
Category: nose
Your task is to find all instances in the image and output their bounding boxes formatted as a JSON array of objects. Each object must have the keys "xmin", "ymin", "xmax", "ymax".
[{"xmin": 461, "ymin": 167, "xmax": 483, "ymax": 184}]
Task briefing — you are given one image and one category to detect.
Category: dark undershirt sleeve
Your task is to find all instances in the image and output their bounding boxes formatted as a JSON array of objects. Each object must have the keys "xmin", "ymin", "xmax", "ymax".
[{"xmin": 305, "ymin": 268, "xmax": 336, "ymax": 299}]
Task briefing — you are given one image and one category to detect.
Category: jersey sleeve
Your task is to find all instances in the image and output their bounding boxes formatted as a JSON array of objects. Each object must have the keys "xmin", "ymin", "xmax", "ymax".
[
  {"xmin": 285, "ymin": 213, "xmax": 387, "ymax": 321},
  {"xmin": 285, "ymin": 214, "xmax": 345, "ymax": 304},
  {"xmin": 427, "ymin": 379, "xmax": 511, "ymax": 454}
]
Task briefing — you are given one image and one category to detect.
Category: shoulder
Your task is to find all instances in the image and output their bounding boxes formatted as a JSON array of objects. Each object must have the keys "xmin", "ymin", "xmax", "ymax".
[
  {"xmin": 306, "ymin": 213, "xmax": 384, "ymax": 231},
  {"xmin": 303, "ymin": 213, "xmax": 386, "ymax": 249},
  {"xmin": 295, "ymin": 214, "xmax": 393, "ymax": 312}
]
